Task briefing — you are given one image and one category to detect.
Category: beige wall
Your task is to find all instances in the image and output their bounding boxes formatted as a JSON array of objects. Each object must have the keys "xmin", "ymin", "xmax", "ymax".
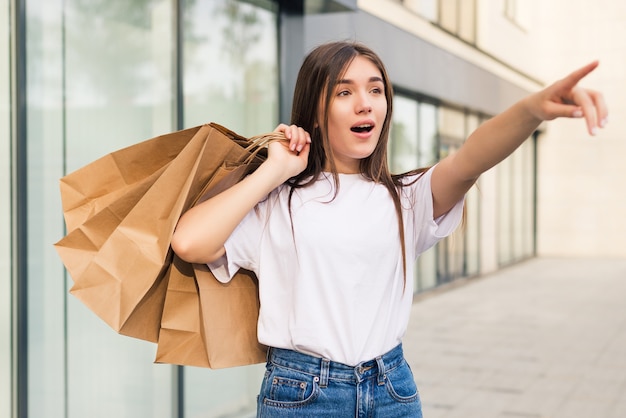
[
  {"xmin": 479, "ymin": 0, "xmax": 626, "ymax": 257},
  {"xmin": 533, "ymin": 1, "xmax": 626, "ymax": 257}
]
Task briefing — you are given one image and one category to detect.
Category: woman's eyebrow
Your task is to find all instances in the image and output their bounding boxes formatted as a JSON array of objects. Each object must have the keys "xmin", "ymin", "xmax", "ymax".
[{"xmin": 336, "ymin": 76, "xmax": 384, "ymax": 85}]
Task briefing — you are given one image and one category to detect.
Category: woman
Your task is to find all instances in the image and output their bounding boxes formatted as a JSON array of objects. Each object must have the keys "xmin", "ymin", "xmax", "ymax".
[{"xmin": 172, "ymin": 41, "xmax": 607, "ymax": 417}]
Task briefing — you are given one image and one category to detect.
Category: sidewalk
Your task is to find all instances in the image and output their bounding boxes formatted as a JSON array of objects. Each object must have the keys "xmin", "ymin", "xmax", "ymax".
[{"xmin": 403, "ymin": 257, "xmax": 626, "ymax": 418}]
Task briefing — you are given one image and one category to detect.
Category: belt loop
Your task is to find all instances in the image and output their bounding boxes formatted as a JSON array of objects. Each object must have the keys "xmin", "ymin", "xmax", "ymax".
[
  {"xmin": 265, "ymin": 347, "xmax": 272, "ymax": 363},
  {"xmin": 375, "ymin": 356, "xmax": 386, "ymax": 386},
  {"xmin": 319, "ymin": 358, "xmax": 330, "ymax": 388}
]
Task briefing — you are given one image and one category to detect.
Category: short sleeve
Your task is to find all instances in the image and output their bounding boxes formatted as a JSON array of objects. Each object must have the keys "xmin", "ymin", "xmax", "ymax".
[
  {"xmin": 404, "ymin": 166, "xmax": 465, "ymax": 257},
  {"xmin": 207, "ymin": 200, "xmax": 266, "ymax": 283}
]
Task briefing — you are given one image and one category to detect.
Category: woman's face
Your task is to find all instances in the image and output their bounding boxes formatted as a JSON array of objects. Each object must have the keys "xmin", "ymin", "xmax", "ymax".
[{"xmin": 323, "ymin": 55, "xmax": 388, "ymax": 173}]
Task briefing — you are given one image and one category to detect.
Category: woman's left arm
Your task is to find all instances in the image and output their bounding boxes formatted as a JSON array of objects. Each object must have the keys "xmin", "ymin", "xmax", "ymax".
[{"xmin": 431, "ymin": 61, "xmax": 608, "ymax": 219}]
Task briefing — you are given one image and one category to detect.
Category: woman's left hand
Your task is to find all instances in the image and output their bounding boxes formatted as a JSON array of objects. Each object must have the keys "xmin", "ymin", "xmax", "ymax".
[{"xmin": 525, "ymin": 61, "xmax": 608, "ymax": 135}]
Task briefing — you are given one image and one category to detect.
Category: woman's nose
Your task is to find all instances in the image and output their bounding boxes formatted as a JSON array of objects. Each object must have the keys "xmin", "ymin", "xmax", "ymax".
[{"xmin": 356, "ymin": 94, "xmax": 372, "ymax": 114}]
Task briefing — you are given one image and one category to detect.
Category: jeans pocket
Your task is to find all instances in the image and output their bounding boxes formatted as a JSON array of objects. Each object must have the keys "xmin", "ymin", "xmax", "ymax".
[
  {"xmin": 385, "ymin": 360, "xmax": 420, "ymax": 403},
  {"xmin": 261, "ymin": 365, "xmax": 320, "ymax": 408}
]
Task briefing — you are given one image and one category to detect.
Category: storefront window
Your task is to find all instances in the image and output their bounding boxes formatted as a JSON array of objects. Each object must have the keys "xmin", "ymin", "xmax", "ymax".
[
  {"xmin": 465, "ymin": 114, "xmax": 480, "ymax": 276},
  {"xmin": 26, "ymin": 0, "xmax": 68, "ymax": 415},
  {"xmin": 497, "ymin": 153, "xmax": 513, "ymax": 265},
  {"xmin": 437, "ymin": 107, "xmax": 465, "ymax": 282},
  {"xmin": 513, "ymin": 139, "xmax": 535, "ymax": 260},
  {"xmin": 404, "ymin": 0, "xmax": 438, "ymax": 22},
  {"xmin": 458, "ymin": 0, "xmax": 476, "ymax": 42},
  {"xmin": 182, "ymin": 1, "xmax": 278, "ymax": 416},
  {"xmin": 439, "ymin": 0, "xmax": 458, "ymax": 34},
  {"xmin": 418, "ymin": 102, "xmax": 438, "ymax": 166},
  {"xmin": 522, "ymin": 140, "xmax": 535, "ymax": 256},
  {"xmin": 62, "ymin": 0, "xmax": 176, "ymax": 416},
  {"xmin": 497, "ymin": 136, "xmax": 534, "ymax": 266},
  {"xmin": 23, "ymin": 0, "xmax": 279, "ymax": 416},
  {"xmin": 416, "ymin": 102, "xmax": 438, "ymax": 290},
  {"xmin": 390, "ymin": 95, "xmax": 419, "ymax": 173},
  {"xmin": 183, "ymin": 0, "xmax": 278, "ymax": 135},
  {"xmin": 1, "ymin": 0, "xmax": 12, "ymax": 415}
]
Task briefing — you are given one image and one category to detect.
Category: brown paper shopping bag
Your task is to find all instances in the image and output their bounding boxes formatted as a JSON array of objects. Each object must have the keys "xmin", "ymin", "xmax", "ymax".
[
  {"xmin": 155, "ymin": 162, "xmax": 268, "ymax": 368},
  {"xmin": 58, "ymin": 127, "xmax": 200, "ymax": 233},
  {"xmin": 196, "ymin": 265, "xmax": 268, "ymax": 368},
  {"xmin": 154, "ymin": 254, "xmax": 209, "ymax": 368},
  {"xmin": 154, "ymin": 261, "xmax": 267, "ymax": 369},
  {"xmin": 55, "ymin": 123, "xmax": 281, "ymax": 352}
]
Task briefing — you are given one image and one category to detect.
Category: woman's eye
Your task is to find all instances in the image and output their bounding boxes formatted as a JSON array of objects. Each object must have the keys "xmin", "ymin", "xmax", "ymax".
[
  {"xmin": 371, "ymin": 87, "xmax": 383, "ymax": 94},
  {"xmin": 337, "ymin": 90, "xmax": 350, "ymax": 97}
]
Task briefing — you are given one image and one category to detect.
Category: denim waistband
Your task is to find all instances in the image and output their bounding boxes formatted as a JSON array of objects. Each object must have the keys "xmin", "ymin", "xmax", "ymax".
[{"xmin": 267, "ymin": 344, "xmax": 405, "ymax": 387}]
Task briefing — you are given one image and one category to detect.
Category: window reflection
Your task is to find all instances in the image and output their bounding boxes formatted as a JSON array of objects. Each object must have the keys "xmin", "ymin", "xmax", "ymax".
[
  {"xmin": 183, "ymin": 0, "xmax": 278, "ymax": 135},
  {"xmin": 63, "ymin": 0, "xmax": 176, "ymax": 416},
  {"xmin": 418, "ymin": 102, "xmax": 437, "ymax": 166},
  {"xmin": 498, "ymin": 154, "xmax": 513, "ymax": 265},
  {"xmin": 0, "ymin": 1, "xmax": 11, "ymax": 415},
  {"xmin": 390, "ymin": 95, "xmax": 419, "ymax": 173},
  {"xmin": 403, "ymin": 0, "xmax": 438, "ymax": 22},
  {"xmin": 405, "ymin": 0, "xmax": 476, "ymax": 44},
  {"xmin": 182, "ymin": 1, "xmax": 278, "ymax": 417},
  {"xmin": 465, "ymin": 114, "xmax": 480, "ymax": 276},
  {"xmin": 65, "ymin": 0, "xmax": 177, "ymax": 169}
]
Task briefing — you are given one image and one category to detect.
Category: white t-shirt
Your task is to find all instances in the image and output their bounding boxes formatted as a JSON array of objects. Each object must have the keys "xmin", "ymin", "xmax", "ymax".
[{"xmin": 208, "ymin": 167, "xmax": 464, "ymax": 366}]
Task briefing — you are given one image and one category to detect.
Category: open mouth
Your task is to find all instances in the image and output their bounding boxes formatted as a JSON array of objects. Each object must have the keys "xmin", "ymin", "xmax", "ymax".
[{"xmin": 350, "ymin": 124, "xmax": 374, "ymax": 133}]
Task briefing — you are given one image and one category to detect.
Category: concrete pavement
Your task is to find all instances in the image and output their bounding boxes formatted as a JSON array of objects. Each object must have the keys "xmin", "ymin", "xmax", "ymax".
[{"xmin": 404, "ymin": 257, "xmax": 626, "ymax": 418}]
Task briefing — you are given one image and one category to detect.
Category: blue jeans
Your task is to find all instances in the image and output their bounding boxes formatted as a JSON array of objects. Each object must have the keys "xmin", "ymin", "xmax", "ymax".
[{"xmin": 257, "ymin": 344, "xmax": 423, "ymax": 417}]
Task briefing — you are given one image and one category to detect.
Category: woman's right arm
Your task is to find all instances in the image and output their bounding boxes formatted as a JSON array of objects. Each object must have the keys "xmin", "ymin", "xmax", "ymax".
[{"xmin": 171, "ymin": 124, "xmax": 311, "ymax": 264}]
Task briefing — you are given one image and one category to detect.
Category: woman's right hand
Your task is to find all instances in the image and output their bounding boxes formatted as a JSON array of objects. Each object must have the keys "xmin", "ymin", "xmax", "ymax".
[
  {"xmin": 266, "ymin": 123, "xmax": 311, "ymax": 181},
  {"xmin": 173, "ymin": 124, "xmax": 311, "ymax": 264}
]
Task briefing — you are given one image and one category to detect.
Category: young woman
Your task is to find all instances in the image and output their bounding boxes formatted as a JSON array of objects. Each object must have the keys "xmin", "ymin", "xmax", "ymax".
[{"xmin": 172, "ymin": 41, "xmax": 607, "ymax": 417}]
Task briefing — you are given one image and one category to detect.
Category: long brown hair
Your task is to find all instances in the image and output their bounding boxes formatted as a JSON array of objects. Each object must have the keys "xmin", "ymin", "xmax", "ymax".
[{"xmin": 287, "ymin": 41, "xmax": 427, "ymax": 288}]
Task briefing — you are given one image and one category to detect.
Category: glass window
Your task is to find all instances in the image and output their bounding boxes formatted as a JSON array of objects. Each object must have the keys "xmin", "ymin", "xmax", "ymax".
[
  {"xmin": 64, "ymin": 0, "xmax": 177, "ymax": 166},
  {"xmin": 522, "ymin": 139, "xmax": 535, "ymax": 256},
  {"xmin": 497, "ymin": 156, "xmax": 513, "ymax": 266},
  {"xmin": 458, "ymin": 0, "xmax": 476, "ymax": 43},
  {"xmin": 25, "ymin": 1, "xmax": 68, "ymax": 416},
  {"xmin": 182, "ymin": 1, "xmax": 278, "ymax": 416},
  {"xmin": 183, "ymin": 0, "xmax": 278, "ymax": 136},
  {"xmin": 436, "ymin": 106, "xmax": 465, "ymax": 282},
  {"xmin": 389, "ymin": 97, "xmax": 446, "ymax": 293},
  {"xmin": 438, "ymin": 106, "xmax": 464, "ymax": 159},
  {"xmin": 512, "ymin": 142, "xmax": 524, "ymax": 260},
  {"xmin": 418, "ymin": 102, "xmax": 438, "ymax": 166},
  {"xmin": 415, "ymin": 102, "xmax": 438, "ymax": 291},
  {"xmin": 464, "ymin": 114, "xmax": 480, "ymax": 276},
  {"xmin": 403, "ymin": 0, "xmax": 438, "ymax": 22},
  {"xmin": 1, "ymin": 0, "xmax": 12, "ymax": 415},
  {"xmin": 29, "ymin": 0, "xmax": 178, "ymax": 416},
  {"xmin": 23, "ymin": 0, "xmax": 279, "ymax": 416},
  {"xmin": 439, "ymin": 0, "xmax": 458, "ymax": 34},
  {"xmin": 417, "ymin": 246, "xmax": 438, "ymax": 291},
  {"xmin": 504, "ymin": 0, "xmax": 531, "ymax": 29},
  {"xmin": 390, "ymin": 95, "xmax": 419, "ymax": 173},
  {"xmin": 497, "ymin": 137, "xmax": 535, "ymax": 266}
]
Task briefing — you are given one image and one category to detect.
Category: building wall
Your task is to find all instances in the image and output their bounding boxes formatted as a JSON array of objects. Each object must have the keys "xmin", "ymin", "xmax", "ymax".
[
  {"xmin": 475, "ymin": 0, "xmax": 626, "ymax": 257},
  {"xmin": 532, "ymin": 0, "xmax": 626, "ymax": 257}
]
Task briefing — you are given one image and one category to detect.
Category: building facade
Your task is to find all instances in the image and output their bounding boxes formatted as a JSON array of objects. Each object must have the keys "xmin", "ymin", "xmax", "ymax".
[{"xmin": 3, "ymin": 0, "xmax": 624, "ymax": 417}]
